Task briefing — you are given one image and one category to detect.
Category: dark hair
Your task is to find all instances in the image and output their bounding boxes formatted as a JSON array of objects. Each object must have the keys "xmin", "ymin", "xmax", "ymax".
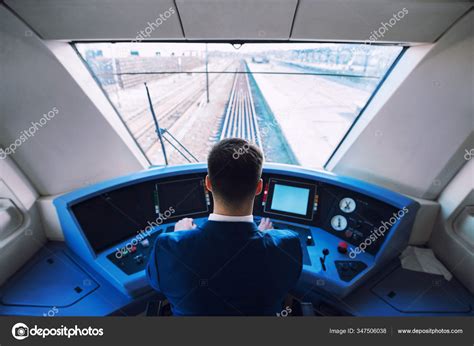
[{"xmin": 207, "ymin": 138, "xmax": 263, "ymax": 206}]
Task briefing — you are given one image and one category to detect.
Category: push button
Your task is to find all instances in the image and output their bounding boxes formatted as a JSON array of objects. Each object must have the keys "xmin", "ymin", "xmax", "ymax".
[
  {"xmin": 134, "ymin": 254, "xmax": 144, "ymax": 264},
  {"xmin": 337, "ymin": 241, "xmax": 348, "ymax": 254}
]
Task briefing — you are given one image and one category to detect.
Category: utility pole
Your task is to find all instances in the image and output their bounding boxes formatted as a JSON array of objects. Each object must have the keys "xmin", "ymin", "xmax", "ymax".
[{"xmin": 205, "ymin": 43, "xmax": 210, "ymax": 103}]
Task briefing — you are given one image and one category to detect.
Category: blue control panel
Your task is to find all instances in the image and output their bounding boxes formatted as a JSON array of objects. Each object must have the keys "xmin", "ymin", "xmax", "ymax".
[{"xmin": 53, "ymin": 163, "xmax": 419, "ymax": 299}]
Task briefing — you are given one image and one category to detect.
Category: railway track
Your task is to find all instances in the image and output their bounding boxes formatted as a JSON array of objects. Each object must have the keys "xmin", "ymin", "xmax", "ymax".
[{"xmin": 220, "ymin": 61, "xmax": 263, "ymax": 152}]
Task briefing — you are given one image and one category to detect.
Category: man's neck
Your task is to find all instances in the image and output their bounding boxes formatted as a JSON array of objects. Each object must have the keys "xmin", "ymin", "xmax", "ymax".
[{"xmin": 213, "ymin": 201, "xmax": 253, "ymax": 216}]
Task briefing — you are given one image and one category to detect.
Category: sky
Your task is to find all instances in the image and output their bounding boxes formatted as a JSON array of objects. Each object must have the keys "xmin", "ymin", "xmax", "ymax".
[{"xmin": 77, "ymin": 42, "xmax": 348, "ymax": 58}]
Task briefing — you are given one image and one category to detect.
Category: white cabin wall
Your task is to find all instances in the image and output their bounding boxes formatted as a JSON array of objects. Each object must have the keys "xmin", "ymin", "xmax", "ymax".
[
  {"xmin": 0, "ymin": 5, "xmax": 147, "ymax": 197},
  {"xmin": 430, "ymin": 159, "xmax": 474, "ymax": 294},
  {"xmin": 0, "ymin": 156, "xmax": 46, "ymax": 286}
]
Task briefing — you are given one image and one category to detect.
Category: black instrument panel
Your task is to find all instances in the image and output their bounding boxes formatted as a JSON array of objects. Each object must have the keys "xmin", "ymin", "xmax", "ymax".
[{"xmin": 71, "ymin": 173, "xmax": 212, "ymax": 254}]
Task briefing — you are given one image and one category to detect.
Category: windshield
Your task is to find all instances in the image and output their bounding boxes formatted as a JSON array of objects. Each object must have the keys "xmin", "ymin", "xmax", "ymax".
[{"xmin": 75, "ymin": 43, "xmax": 402, "ymax": 168}]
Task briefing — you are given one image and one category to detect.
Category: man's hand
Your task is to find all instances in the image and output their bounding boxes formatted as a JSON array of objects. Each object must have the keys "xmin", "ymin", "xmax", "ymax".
[
  {"xmin": 258, "ymin": 217, "xmax": 273, "ymax": 231},
  {"xmin": 174, "ymin": 218, "xmax": 197, "ymax": 232}
]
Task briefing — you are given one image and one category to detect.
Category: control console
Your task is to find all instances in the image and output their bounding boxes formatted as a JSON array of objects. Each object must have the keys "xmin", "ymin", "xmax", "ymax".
[
  {"xmin": 54, "ymin": 163, "xmax": 419, "ymax": 297},
  {"xmin": 106, "ymin": 227, "xmax": 173, "ymax": 275}
]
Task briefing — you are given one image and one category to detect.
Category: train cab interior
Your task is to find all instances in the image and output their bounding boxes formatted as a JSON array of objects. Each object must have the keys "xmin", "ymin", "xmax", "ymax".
[{"xmin": 0, "ymin": 1, "xmax": 473, "ymax": 317}]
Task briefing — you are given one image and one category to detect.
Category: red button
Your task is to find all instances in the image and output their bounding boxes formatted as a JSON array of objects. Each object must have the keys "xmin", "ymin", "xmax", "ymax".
[{"xmin": 337, "ymin": 241, "xmax": 348, "ymax": 254}]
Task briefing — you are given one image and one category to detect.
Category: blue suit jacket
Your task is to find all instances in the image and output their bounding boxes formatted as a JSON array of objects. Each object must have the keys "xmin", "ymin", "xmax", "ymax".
[{"xmin": 146, "ymin": 220, "xmax": 303, "ymax": 316}]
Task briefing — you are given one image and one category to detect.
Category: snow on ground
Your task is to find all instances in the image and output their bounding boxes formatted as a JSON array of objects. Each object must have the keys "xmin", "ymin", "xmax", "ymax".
[
  {"xmin": 104, "ymin": 58, "xmax": 375, "ymax": 168},
  {"xmin": 247, "ymin": 61, "xmax": 373, "ymax": 169}
]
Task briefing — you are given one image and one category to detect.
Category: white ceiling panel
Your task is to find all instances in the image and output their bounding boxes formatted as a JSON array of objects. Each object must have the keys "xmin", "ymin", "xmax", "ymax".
[
  {"xmin": 4, "ymin": 0, "xmax": 472, "ymax": 42},
  {"xmin": 175, "ymin": 0, "xmax": 298, "ymax": 39},
  {"xmin": 5, "ymin": 0, "xmax": 184, "ymax": 40},
  {"xmin": 291, "ymin": 0, "xmax": 471, "ymax": 43}
]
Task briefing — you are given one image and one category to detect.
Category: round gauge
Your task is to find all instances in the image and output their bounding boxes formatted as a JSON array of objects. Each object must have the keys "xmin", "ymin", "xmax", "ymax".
[
  {"xmin": 339, "ymin": 197, "xmax": 356, "ymax": 213},
  {"xmin": 331, "ymin": 215, "xmax": 348, "ymax": 231}
]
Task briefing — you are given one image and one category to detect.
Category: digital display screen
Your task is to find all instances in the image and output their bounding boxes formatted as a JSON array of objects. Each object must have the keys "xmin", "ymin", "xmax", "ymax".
[
  {"xmin": 264, "ymin": 178, "xmax": 316, "ymax": 220},
  {"xmin": 71, "ymin": 182, "xmax": 156, "ymax": 254},
  {"xmin": 154, "ymin": 178, "xmax": 209, "ymax": 217},
  {"xmin": 271, "ymin": 184, "xmax": 310, "ymax": 216}
]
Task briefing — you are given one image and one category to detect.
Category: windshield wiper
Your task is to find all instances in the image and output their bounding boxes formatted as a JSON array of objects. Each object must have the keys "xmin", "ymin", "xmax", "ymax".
[{"xmin": 144, "ymin": 83, "xmax": 198, "ymax": 165}]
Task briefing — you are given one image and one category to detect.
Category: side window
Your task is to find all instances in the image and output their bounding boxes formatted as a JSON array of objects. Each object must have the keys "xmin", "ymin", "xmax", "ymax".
[
  {"xmin": 0, "ymin": 198, "xmax": 24, "ymax": 240},
  {"xmin": 453, "ymin": 205, "xmax": 474, "ymax": 250}
]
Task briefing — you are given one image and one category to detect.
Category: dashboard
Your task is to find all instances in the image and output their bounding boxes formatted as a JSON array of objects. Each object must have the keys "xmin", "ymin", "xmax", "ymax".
[
  {"xmin": 54, "ymin": 163, "xmax": 419, "ymax": 298},
  {"xmin": 71, "ymin": 174, "xmax": 211, "ymax": 254}
]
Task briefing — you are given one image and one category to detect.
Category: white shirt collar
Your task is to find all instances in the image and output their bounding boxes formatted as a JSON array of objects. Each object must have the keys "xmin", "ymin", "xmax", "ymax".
[{"xmin": 208, "ymin": 213, "xmax": 254, "ymax": 223}]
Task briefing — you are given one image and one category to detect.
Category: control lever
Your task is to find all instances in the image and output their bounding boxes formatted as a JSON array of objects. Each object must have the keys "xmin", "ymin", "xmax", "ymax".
[{"xmin": 320, "ymin": 248, "xmax": 329, "ymax": 271}]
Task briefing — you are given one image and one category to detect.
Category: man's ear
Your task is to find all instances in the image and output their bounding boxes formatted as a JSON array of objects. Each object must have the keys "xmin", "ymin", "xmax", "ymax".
[
  {"xmin": 255, "ymin": 179, "xmax": 263, "ymax": 196},
  {"xmin": 205, "ymin": 175, "xmax": 213, "ymax": 192}
]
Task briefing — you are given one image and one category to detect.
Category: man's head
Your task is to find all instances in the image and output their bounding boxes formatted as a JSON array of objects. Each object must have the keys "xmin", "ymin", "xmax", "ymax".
[{"xmin": 206, "ymin": 138, "xmax": 263, "ymax": 211}]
